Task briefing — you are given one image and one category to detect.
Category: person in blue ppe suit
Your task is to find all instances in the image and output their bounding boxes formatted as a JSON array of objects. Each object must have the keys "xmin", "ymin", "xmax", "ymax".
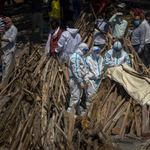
[
  {"xmin": 84, "ymin": 46, "xmax": 104, "ymax": 110},
  {"xmin": 104, "ymin": 41, "xmax": 130, "ymax": 69},
  {"xmin": 67, "ymin": 43, "xmax": 89, "ymax": 116}
]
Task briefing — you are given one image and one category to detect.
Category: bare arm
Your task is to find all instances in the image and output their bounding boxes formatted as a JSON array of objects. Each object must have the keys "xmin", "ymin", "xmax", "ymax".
[{"xmin": 1, "ymin": 39, "xmax": 10, "ymax": 42}]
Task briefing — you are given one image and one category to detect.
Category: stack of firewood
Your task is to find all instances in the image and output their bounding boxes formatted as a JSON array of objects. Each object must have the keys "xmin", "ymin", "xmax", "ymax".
[
  {"xmin": 0, "ymin": 43, "xmax": 121, "ymax": 150},
  {"xmin": 4, "ymin": 3, "xmax": 49, "ymax": 31},
  {"xmin": 86, "ymin": 36, "xmax": 150, "ymax": 140},
  {"xmin": 74, "ymin": 6, "xmax": 150, "ymax": 140}
]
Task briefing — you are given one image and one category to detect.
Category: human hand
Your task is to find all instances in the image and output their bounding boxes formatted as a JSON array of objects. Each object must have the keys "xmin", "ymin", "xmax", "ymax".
[
  {"xmin": 80, "ymin": 82, "xmax": 84, "ymax": 89},
  {"xmin": 137, "ymin": 51, "xmax": 141, "ymax": 55},
  {"xmin": 85, "ymin": 80, "xmax": 90, "ymax": 86}
]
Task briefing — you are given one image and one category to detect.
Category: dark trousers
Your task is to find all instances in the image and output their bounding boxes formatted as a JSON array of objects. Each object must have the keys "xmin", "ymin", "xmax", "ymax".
[{"xmin": 141, "ymin": 43, "xmax": 150, "ymax": 67}]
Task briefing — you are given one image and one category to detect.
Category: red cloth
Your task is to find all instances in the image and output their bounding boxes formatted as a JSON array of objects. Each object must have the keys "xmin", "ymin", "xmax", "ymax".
[
  {"xmin": 94, "ymin": 0, "xmax": 107, "ymax": 15},
  {"xmin": 50, "ymin": 28, "xmax": 62, "ymax": 53},
  {"xmin": 0, "ymin": 1, "xmax": 5, "ymax": 16},
  {"xmin": 134, "ymin": 8, "xmax": 142, "ymax": 16}
]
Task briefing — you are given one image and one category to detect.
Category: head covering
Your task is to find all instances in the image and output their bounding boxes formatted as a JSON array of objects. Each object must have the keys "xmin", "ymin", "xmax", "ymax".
[
  {"xmin": 2, "ymin": 17, "xmax": 12, "ymax": 32},
  {"xmin": 78, "ymin": 43, "xmax": 89, "ymax": 51},
  {"xmin": 91, "ymin": 46, "xmax": 101, "ymax": 59},
  {"xmin": 113, "ymin": 41, "xmax": 122, "ymax": 51},
  {"xmin": 76, "ymin": 43, "xmax": 89, "ymax": 56}
]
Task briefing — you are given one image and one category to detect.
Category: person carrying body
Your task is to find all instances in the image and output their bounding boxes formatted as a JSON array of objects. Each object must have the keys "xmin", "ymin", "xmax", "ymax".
[
  {"xmin": 84, "ymin": 46, "xmax": 104, "ymax": 110},
  {"xmin": 55, "ymin": 21, "xmax": 81, "ymax": 62},
  {"xmin": 67, "ymin": 43, "xmax": 89, "ymax": 116},
  {"xmin": 0, "ymin": 12, "xmax": 18, "ymax": 80},
  {"xmin": 109, "ymin": 12, "xmax": 128, "ymax": 39},
  {"xmin": 104, "ymin": 41, "xmax": 130, "ymax": 69}
]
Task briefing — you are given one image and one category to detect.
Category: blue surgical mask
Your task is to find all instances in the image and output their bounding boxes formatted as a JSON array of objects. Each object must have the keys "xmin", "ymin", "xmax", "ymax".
[{"xmin": 134, "ymin": 20, "xmax": 140, "ymax": 26}]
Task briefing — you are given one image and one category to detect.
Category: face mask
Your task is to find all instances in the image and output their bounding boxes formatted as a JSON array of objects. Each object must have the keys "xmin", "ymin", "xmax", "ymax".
[
  {"xmin": 97, "ymin": 19, "xmax": 103, "ymax": 22},
  {"xmin": 83, "ymin": 51, "xmax": 88, "ymax": 56},
  {"xmin": 114, "ymin": 50, "xmax": 121, "ymax": 55},
  {"xmin": 134, "ymin": 20, "xmax": 140, "ymax": 26},
  {"xmin": 92, "ymin": 52, "xmax": 100, "ymax": 59},
  {"xmin": 117, "ymin": 16, "xmax": 123, "ymax": 23}
]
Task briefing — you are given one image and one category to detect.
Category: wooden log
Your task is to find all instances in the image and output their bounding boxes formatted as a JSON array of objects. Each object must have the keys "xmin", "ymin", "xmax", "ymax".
[
  {"xmin": 134, "ymin": 104, "xmax": 142, "ymax": 137},
  {"xmin": 0, "ymin": 91, "xmax": 24, "ymax": 133},
  {"xmin": 33, "ymin": 50, "xmax": 47, "ymax": 78},
  {"xmin": 129, "ymin": 118, "xmax": 135, "ymax": 135},
  {"xmin": 142, "ymin": 104, "xmax": 149, "ymax": 133},
  {"xmin": 112, "ymin": 115, "xmax": 125, "ymax": 135},
  {"xmin": 103, "ymin": 102, "xmax": 128, "ymax": 134},
  {"xmin": 102, "ymin": 92, "xmax": 114, "ymax": 124},
  {"xmin": 41, "ymin": 59, "xmax": 52, "ymax": 144},
  {"xmin": 104, "ymin": 98, "xmax": 126, "ymax": 127},
  {"xmin": 66, "ymin": 104, "xmax": 75, "ymax": 142},
  {"xmin": 21, "ymin": 133, "xmax": 30, "ymax": 150},
  {"xmin": 102, "ymin": 83, "xmax": 116, "ymax": 106},
  {"xmin": 107, "ymin": 87, "xmax": 118, "ymax": 119},
  {"xmin": 118, "ymin": 98, "xmax": 132, "ymax": 140}
]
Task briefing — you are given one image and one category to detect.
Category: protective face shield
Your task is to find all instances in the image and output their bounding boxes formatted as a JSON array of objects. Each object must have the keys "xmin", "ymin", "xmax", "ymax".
[
  {"xmin": 134, "ymin": 20, "xmax": 140, "ymax": 26},
  {"xmin": 113, "ymin": 41, "xmax": 122, "ymax": 54},
  {"xmin": 92, "ymin": 46, "xmax": 101, "ymax": 59},
  {"xmin": 116, "ymin": 16, "xmax": 123, "ymax": 23},
  {"xmin": 78, "ymin": 43, "xmax": 89, "ymax": 56}
]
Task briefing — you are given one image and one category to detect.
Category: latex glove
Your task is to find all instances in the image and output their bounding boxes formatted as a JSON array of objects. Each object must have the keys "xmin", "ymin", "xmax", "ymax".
[
  {"xmin": 80, "ymin": 82, "xmax": 84, "ymax": 89},
  {"xmin": 85, "ymin": 80, "xmax": 90, "ymax": 86}
]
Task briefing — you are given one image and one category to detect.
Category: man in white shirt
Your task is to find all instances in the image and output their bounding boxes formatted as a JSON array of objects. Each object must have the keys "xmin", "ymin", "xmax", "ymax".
[
  {"xmin": 55, "ymin": 21, "xmax": 82, "ymax": 62},
  {"xmin": 109, "ymin": 12, "xmax": 128, "ymax": 39},
  {"xmin": 0, "ymin": 12, "xmax": 18, "ymax": 80},
  {"xmin": 93, "ymin": 12, "xmax": 109, "ymax": 49},
  {"xmin": 141, "ymin": 12, "xmax": 150, "ymax": 67}
]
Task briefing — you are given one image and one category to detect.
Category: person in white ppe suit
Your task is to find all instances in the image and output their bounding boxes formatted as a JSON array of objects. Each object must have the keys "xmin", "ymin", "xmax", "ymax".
[
  {"xmin": 104, "ymin": 41, "xmax": 130, "ymax": 69},
  {"xmin": 55, "ymin": 21, "xmax": 82, "ymax": 62},
  {"xmin": 84, "ymin": 46, "xmax": 104, "ymax": 110},
  {"xmin": 67, "ymin": 43, "xmax": 89, "ymax": 115}
]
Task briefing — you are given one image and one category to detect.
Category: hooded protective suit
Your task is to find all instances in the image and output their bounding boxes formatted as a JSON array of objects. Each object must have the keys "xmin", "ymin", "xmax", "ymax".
[
  {"xmin": 67, "ymin": 43, "xmax": 89, "ymax": 114},
  {"xmin": 55, "ymin": 28, "xmax": 82, "ymax": 62},
  {"xmin": 104, "ymin": 41, "xmax": 130, "ymax": 69},
  {"xmin": 84, "ymin": 46, "xmax": 104, "ymax": 110}
]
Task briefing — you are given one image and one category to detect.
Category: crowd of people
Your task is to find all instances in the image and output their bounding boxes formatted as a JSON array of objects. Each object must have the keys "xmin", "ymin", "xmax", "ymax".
[{"xmin": 0, "ymin": 0, "xmax": 150, "ymax": 117}]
